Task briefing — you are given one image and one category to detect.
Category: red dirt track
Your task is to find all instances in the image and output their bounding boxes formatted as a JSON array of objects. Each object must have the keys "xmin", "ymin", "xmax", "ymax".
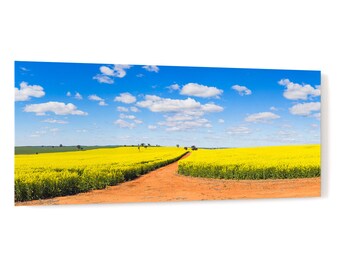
[{"xmin": 16, "ymin": 154, "xmax": 320, "ymax": 206}]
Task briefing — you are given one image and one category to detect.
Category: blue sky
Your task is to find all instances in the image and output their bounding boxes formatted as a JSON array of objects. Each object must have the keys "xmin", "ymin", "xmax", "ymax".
[{"xmin": 15, "ymin": 61, "xmax": 321, "ymax": 147}]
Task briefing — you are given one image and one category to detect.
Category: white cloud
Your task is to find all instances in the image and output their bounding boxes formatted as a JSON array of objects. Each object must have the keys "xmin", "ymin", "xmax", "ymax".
[
  {"xmin": 313, "ymin": 112, "xmax": 321, "ymax": 120},
  {"xmin": 88, "ymin": 94, "xmax": 108, "ymax": 106},
  {"xmin": 98, "ymin": 101, "xmax": 108, "ymax": 106},
  {"xmin": 279, "ymin": 79, "xmax": 320, "ymax": 100},
  {"xmin": 114, "ymin": 92, "xmax": 136, "ymax": 104},
  {"xmin": 245, "ymin": 112, "xmax": 280, "ymax": 123},
  {"xmin": 114, "ymin": 119, "xmax": 135, "ymax": 129},
  {"xmin": 24, "ymin": 102, "xmax": 88, "ymax": 116},
  {"xmin": 88, "ymin": 94, "xmax": 103, "ymax": 101},
  {"xmin": 289, "ymin": 102, "xmax": 321, "ymax": 116},
  {"xmin": 159, "ymin": 118, "xmax": 212, "ymax": 132},
  {"xmin": 227, "ymin": 126, "xmax": 251, "ymax": 135},
  {"xmin": 66, "ymin": 91, "xmax": 71, "ymax": 97},
  {"xmin": 130, "ymin": 106, "xmax": 140, "ymax": 112},
  {"xmin": 42, "ymin": 118, "xmax": 68, "ymax": 124},
  {"xmin": 49, "ymin": 128, "xmax": 59, "ymax": 133},
  {"xmin": 148, "ymin": 125, "xmax": 157, "ymax": 130},
  {"xmin": 165, "ymin": 114, "xmax": 194, "ymax": 122},
  {"xmin": 137, "ymin": 95, "xmax": 223, "ymax": 132},
  {"xmin": 311, "ymin": 123, "xmax": 319, "ymax": 128},
  {"xmin": 100, "ymin": 66, "xmax": 114, "ymax": 76},
  {"xmin": 75, "ymin": 92, "xmax": 83, "ymax": 100},
  {"xmin": 231, "ymin": 85, "xmax": 252, "ymax": 96},
  {"xmin": 93, "ymin": 64, "xmax": 132, "ymax": 83},
  {"xmin": 15, "ymin": 82, "xmax": 45, "ymax": 101},
  {"xmin": 270, "ymin": 106, "xmax": 278, "ymax": 111},
  {"xmin": 137, "ymin": 95, "xmax": 223, "ymax": 113},
  {"xmin": 137, "ymin": 95, "xmax": 200, "ymax": 112},
  {"xmin": 180, "ymin": 83, "xmax": 223, "ymax": 98},
  {"xmin": 134, "ymin": 119, "xmax": 143, "ymax": 124},
  {"xmin": 119, "ymin": 113, "xmax": 136, "ymax": 120},
  {"xmin": 117, "ymin": 106, "xmax": 129, "ymax": 112},
  {"xmin": 167, "ymin": 84, "xmax": 180, "ymax": 91},
  {"xmin": 142, "ymin": 65, "xmax": 159, "ymax": 72},
  {"xmin": 92, "ymin": 74, "xmax": 114, "ymax": 84},
  {"xmin": 218, "ymin": 119, "xmax": 225, "ymax": 123},
  {"xmin": 201, "ymin": 103, "xmax": 224, "ymax": 112},
  {"xmin": 136, "ymin": 74, "xmax": 144, "ymax": 78}
]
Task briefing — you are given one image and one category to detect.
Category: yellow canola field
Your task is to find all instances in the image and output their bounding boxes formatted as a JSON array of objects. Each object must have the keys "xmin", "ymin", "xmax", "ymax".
[
  {"xmin": 15, "ymin": 147, "xmax": 187, "ymax": 202},
  {"xmin": 178, "ymin": 145, "xmax": 320, "ymax": 180}
]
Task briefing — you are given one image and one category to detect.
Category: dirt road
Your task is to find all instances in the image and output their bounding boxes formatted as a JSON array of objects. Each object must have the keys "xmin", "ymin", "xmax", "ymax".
[{"xmin": 16, "ymin": 154, "xmax": 320, "ymax": 206}]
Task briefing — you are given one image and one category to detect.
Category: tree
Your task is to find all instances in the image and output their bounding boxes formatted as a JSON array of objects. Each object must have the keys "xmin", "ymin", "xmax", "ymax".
[
  {"xmin": 176, "ymin": 144, "xmax": 179, "ymax": 148},
  {"xmin": 191, "ymin": 145, "xmax": 198, "ymax": 151},
  {"xmin": 76, "ymin": 145, "xmax": 81, "ymax": 150},
  {"xmin": 184, "ymin": 147, "xmax": 188, "ymax": 150},
  {"xmin": 59, "ymin": 144, "xmax": 63, "ymax": 147},
  {"xmin": 148, "ymin": 143, "xmax": 151, "ymax": 147}
]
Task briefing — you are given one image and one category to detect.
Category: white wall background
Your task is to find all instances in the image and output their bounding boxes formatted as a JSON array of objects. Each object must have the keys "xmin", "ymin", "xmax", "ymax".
[{"xmin": 0, "ymin": 1, "xmax": 339, "ymax": 269}]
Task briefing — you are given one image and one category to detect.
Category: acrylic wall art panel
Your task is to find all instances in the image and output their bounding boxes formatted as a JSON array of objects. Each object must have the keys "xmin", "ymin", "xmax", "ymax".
[{"xmin": 14, "ymin": 61, "xmax": 321, "ymax": 206}]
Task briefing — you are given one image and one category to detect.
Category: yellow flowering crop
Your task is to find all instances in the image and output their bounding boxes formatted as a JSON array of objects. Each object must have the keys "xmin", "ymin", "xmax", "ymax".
[
  {"xmin": 15, "ymin": 147, "xmax": 187, "ymax": 202},
  {"xmin": 178, "ymin": 145, "xmax": 320, "ymax": 179}
]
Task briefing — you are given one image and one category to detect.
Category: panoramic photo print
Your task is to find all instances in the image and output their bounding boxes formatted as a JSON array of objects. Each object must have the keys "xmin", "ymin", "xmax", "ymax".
[{"xmin": 15, "ymin": 61, "xmax": 321, "ymax": 205}]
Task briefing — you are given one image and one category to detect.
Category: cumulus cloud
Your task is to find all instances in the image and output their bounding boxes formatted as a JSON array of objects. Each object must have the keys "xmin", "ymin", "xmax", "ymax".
[
  {"xmin": 218, "ymin": 119, "xmax": 225, "ymax": 124},
  {"xmin": 279, "ymin": 79, "xmax": 320, "ymax": 100},
  {"xmin": 227, "ymin": 126, "xmax": 251, "ymax": 135},
  {"xmin": 142, "ymin": 65, "xmax": 159, "ymax": 72},
  {"xmin": 114, "ymin": 92, "xmax": 136, "ymax": 104},
  {"xmin": 137, "ymin": 95, "xmax": 223, "ymax": 132},
  {"xmin": 201, "ymin": 103, "xmax": 224, "ymax": 112},
  {"xmin": 75, "ymin": 92, "xmax": 83, "ymax": 100},
  {"xmin": 245, "ymin": 112, "xmax": 280, "ymax": 123},
  {"xmin": 93, "ymin": 64, "xmax": 132, "ymax": 83},
  {"xmin": 66, "ymin": 91, "xmax": 71, "ymax": 97},
  {"xmin": 167, "ymin": 84, "xmax": 180, "ymax": 91},
  {"xmin": 41, "ymin": 118, "xmax": 69, "ymax": 124},
  {"xmin": 15, "ymin": 82, "xmax": 45, "ymax": 101},
  {"xmin": 313, "ymin": 112, "xmax": 321, "ymax": 120},
  {"xmin": 88, "ymin": 94, "xmax": 108, "ymax": 106},
  {"xmin": 114, "ymin": 119, "xmax": 135, "ymax": 129},
  {"xmin": 165, "ymin": 114, "xmax": 195, "ymax": 122},
  {"xmin": 88, "ymin": 94, "xmax": 103, "ymax": 101},
  {"xmin": 119, "ymin": 113, "xmax": 136, "ymax": 120},
  {"xmin": 117, "ymin": 106, "xmax": 129, "ymax": 112},
  {"xmin": 134, "ymin": 119, "xmax": 143, "ymax": 124},
  {"xmin": 289, "ymin": 102, "xmax": 320, "ymax": 117},
  {"xmin": 270, "ymin": 106, "xmax": 278, "ymax": 111},
  {"xmin": 180, "ymin": 83, "xmax": 223, "ymax": 98},
  {"xmin": 231, "ymin": 85, "xmax": 252, "ymax": 96},
  {"xmin": 159, "ymin": 118, "xmax": 212, "ymax": 132},
  {"xmin": 98, "ymin": 101, "xmax": 108, "ymax": 106},
  {"xmin": 148, "ymin": 125, "xmax": 157, "ymax": 130},
  {"xmin": 137, "ymin": 95, "xmax": 223, "ymax": 113},
  {"xmin": 93, "ymin": 74, "xmax": 114, "ymax": 84},
  {"xmin": 24, "ymin": 102, "xmax": 88, "ymax": 116},
  {"xmin": 130, "ymin": 106, "xmax": 140, "ymax": 112}
]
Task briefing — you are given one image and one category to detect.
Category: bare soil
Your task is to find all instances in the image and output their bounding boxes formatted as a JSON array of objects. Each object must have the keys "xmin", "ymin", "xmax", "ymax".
[{"xmin": 16, "ymin": 154, "xmax": 320, "ymax": 206}]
